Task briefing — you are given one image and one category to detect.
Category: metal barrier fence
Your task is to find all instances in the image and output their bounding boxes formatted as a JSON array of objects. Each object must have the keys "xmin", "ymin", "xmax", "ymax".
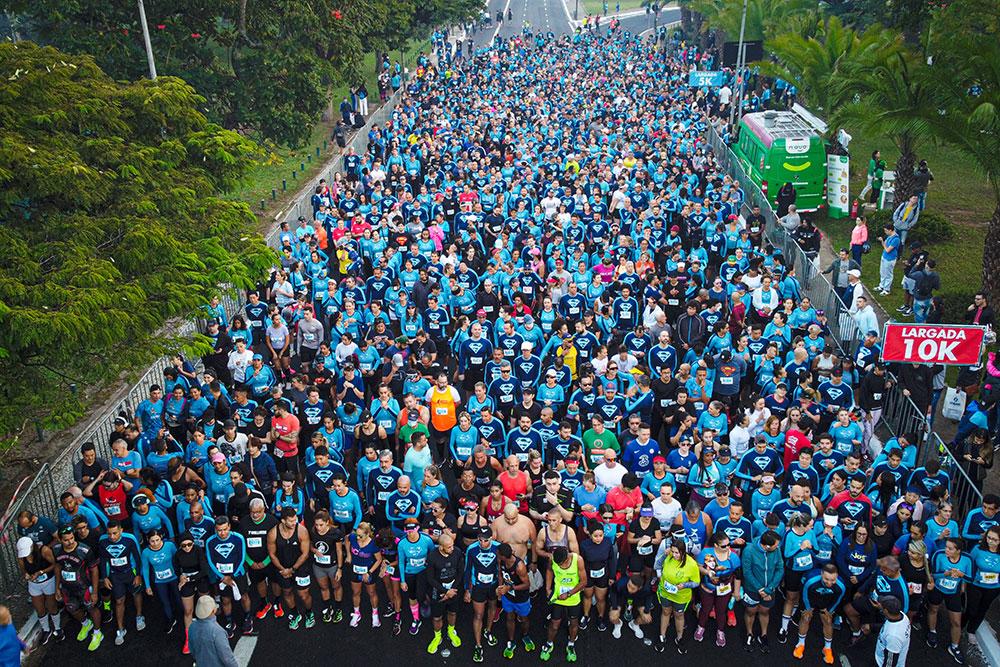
[
  {"xmin": 706, "ymin": 123, "xmax": 984, "ymax": 515},
  {"xmin": 0, "ymin": 76, "xmax": 411, "ymax": 622}
]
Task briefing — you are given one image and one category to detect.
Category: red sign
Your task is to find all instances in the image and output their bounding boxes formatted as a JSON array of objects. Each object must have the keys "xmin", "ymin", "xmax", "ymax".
[{"xmin": 881, "ymin": 323, "xmax": 986, "ymax": 366}]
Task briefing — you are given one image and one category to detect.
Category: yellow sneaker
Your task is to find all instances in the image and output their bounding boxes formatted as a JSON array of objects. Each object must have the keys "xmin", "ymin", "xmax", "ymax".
[
  {"xmin": 427, "ymin": 630, "xmax": 443, "ymax": 654},
  {"xmin": 447, "ymin": 626, "xmax": 462, "ymax": 648}
]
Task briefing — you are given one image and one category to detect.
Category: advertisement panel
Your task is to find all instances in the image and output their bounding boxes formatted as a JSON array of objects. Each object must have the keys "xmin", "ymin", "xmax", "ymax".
[{"xmin": 881, "ymin": 323, "xmax": 986, "ymax": 365}]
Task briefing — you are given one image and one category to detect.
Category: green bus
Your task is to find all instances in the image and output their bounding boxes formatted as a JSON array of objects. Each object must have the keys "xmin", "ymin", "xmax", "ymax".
[{"xmin": 733, "ymin": 110, "xmax": 828, "ymax": 213}]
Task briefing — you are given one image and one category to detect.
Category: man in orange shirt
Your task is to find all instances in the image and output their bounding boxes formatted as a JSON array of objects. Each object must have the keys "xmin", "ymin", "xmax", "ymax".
[{"xmin": 270, "ymin": 403, "xmax": 301, "ymax": 479}]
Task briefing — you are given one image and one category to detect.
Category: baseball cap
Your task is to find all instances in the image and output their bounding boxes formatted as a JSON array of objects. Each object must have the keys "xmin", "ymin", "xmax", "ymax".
[
  {"xmin": 639, "ymin": 506, "xmax": 654, "ymax": 517},
  {"xmin": 521, "ymin": 341, "xmax": 533, "ymax": 350},
  {"xmin": 760, "ymin": 474, "xmax": 776, "ymax": 484},
  {"xmin": 210, "ymin": 452, "xmax": 226, "ymax": 463},
  {"xmin": 476, "ymin": 308, "xmax": 487, "ymax": 316},
  {"xmin": 131, "ymin": 494, "xmax": 150, "ymax": 508},
  {"xmin": 223, "ymin": 419, "xmax": 237, "ymax": 429},
  {"xmin": 252, "ymin": 353, "xmax": 263, "ymax": 360},
  {"xmin": 867, "ymin": 330, "xmax": 880, "ymax": 338},
  {"xmin": 15, "ymin": 537, "xmax": 32, "ymax": 558},
  {"xmin": 478, "ymin": 526, "xmax": 493, "ymax": 539},
  {"xmin": 392, "ymin": 353, "xmax": 404, "ymax": 368},
  {"xmin": 546, "ymin": 369, "xmax": 557, "ymax": 378},
  {"xmin": 653, "ymin": 455, "xmax": 667, "ymax": 464},
  {"xmin": 604, "ymin": 382, "xmax": 616, "ymax": 391},
  {"xmin": 847, "ymin": 269, "xmax": 861, "ymax": 278}
]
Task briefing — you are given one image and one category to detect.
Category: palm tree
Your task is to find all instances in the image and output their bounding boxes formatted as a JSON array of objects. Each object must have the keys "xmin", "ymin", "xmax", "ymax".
[
  {"xmin": 925, "ymin": 38, "xmax": 1000, "ymax": 305},
  {"xmin": 760, "ymin": 16, "xmax": 889, "ymax": 116},
  {"xmin": 686, "ymin": 0, "xmax": 816, "ymax": 43},
  {"xmin": 831, "ymin": 36, "xmax": 935, "ymax": 203}
]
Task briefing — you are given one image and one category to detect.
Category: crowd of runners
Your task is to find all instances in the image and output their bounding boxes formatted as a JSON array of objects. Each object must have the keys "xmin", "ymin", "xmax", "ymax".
[{"xmin": 12, "ymin": 24, "xmax": 1000, "ymax": 667}]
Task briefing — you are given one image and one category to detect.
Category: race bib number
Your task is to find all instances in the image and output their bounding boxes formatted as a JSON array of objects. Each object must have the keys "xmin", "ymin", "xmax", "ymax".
[
  {"xmin": 273, "ymin": 448, "xmax": 284, "ymax": 458},
  {"xmin": 501, "ymin": 394, "xmax": 512, "ymax": 402},
  {"xmin": 794, "ymin": 554, "xmax": 812, "ymax": 569},
  {"xmin": 334, "ymin": 509, "xmax": 350, "ymax": 520},
  {"xmin": 353, "ymin": 564, "xmax": 369, "ymax": 576},
  {"xmin": 637, "ymin": 544, "xmax": 653, "ymax": 555},
  {"xmin": 848, "ymin": 565, "xmax": 865, "ymax": 576},
  {"xmin": 379, "ymin": 419, "xmax": 394, "ymax": 430},
  {"xmin": 410, "ymin": 557, "xmax": 426, "ymax": 568},
  {"xmin": 660, "ymin": 399, "xmax": 670, "ymax": 407},
  {"xmin": 106, "ymin": 504, "xmax": 121, "ymax": 516},
  {"xmin": 218, "ymin": 563, "xmax": 234, "ymax": 574},
  {"xmin": 471, "ymin": 357, "xmax": 482, "ymax": 364},
  {"xmin": 315, "ymin": 554, "xmax": 331, "ymax": 565},
  {"xmin": 110, "ymin": 557, "xmax": 127, "ymax": 568},
  {"xmin": 435, "ymin": 407, "xmax": 448, "ymax": 416},
  {"xmin": 62, "ymin": 570, "xmax": 78, "ymax": 582},
  {"xmin": 377, "ymin": 491, "xmax": 390, "ymax": 501},
  {"xmin": 661, "ymin": 582, "xmax": 678, "ymax": 595},
  {"xmin": 477, "ymin": 573, "xmax": 495, "ymax": 584},
  {"xmin": 980, "ymin": 572, "xmax": 999, "ymax": 585},
  {"xmin": 458, "ymin": 447, "xmax": 471, "ymax": 458},
  {"xmin": 559, "ymin": 585, "xmax": 573, "ymax": 595},
  {"xmin": 155, "ymin": 569, "xmax": 172, "ymax": 581},
  {"xmin": 720, "ymin": 376, "xmax": 734, "ymax": 385},
  {"xmin": 442, "ymin": 581, "xmax": 454, "ymax": 590},
  {"xmin": 247, "ymin": 537, "xmax": 263, "ymax": 549},
  {"xmin": 717, "ymin": 582, "xmax": 732, "ymax": 596},
  {"xmin": 667, "ymin": 299, "xmax": 679, "ymax": 306},
  {"xmin": 385, "ymin": 566, "xmax": 396, "ymax": 576},
  {"xmin": 908, "ymin": 582, "xmax": 922, "ymax": 594},
  {"xmin": 589, "ymin": 567, "xmax": 605, "ymax": 579},
  {"xmin": 295, "ymin": 575, "xmax": 311, "ymax": 587}
]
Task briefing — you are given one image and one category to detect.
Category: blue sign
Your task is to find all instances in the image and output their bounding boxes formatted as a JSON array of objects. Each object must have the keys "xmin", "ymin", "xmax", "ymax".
[{"xmin": 688, "ymin": 70, "xmax": 725, "ymax": 88}]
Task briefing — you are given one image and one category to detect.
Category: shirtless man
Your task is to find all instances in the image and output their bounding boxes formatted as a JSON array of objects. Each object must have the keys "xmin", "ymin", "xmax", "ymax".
[{"xmin": 492, "ymin": 503, "xmax": 537, "ymax": 570}]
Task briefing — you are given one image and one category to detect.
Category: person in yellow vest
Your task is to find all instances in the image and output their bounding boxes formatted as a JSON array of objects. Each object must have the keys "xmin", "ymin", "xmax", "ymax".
[
  {"xmin": 540, "ymin": 546, "xmax": 586, "ymax": 662},
  {"xmin": 654, "ymin": 538, "xmax": 701, "ymax": 654},
  {"xmin": 424, "ymin": 372, "xmax": 461, "ymax": 461}
]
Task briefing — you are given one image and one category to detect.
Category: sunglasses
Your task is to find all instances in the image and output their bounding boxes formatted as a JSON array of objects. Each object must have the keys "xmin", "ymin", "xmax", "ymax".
[{"xmin": 180, "ymin": 542, "xmax": 194, "ymax": 548}]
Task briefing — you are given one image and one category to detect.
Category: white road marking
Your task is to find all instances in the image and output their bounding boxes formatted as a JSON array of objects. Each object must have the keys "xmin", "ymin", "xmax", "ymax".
[
  {"xmin": 492, "ymin": 0, "xmax": 514, "ymax": 42},
  {"xmin": 838, "ymin": 654, "xmax": 852, "ymax": 667},
  {"xmin": 234, "ymin": 635, "xmax": 258, "ymax": 667}
]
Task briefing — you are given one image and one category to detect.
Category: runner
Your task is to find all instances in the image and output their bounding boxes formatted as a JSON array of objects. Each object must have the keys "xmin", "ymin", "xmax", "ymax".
[
  {"xmin": 464, "ymin": 527, "xmax": 500, "ymax": 661},
  {"xmin": 795, "ymin": 564, "xmax": 846, "ymax": 663},
  {"xmin": 267, "ymin": 507, "xmax": 314, "ymax": 630},
  {"xmin": 425, "ymin": 533, "xmax": 463, "ymax": 655},
  {"xmin": 540, "ymin": 546, "xmax": 586, "ymax": 662}
]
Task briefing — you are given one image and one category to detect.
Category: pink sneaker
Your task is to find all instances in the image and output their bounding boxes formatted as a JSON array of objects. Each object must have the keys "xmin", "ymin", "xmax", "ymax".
[
  {"xmin": 727, "ymin": 610, "xmax": 737, "ymax": 627},
  {"xmin": 716, "ymin": 631, "xmax": 726, "ymax": 647},
  {"xmin": 371, "ymin": 611, "xmax": 381, "ymax": 628},
  {"xmin": 350, "ymin": 611, "xmax": 361, "ymax": 628},
  {"xmin": 694, "ymin": 626, "xmax": 705, "ymax": 642}
]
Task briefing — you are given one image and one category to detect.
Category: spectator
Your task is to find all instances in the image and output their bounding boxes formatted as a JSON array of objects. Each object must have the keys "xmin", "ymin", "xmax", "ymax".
[
  {"xmin": 876, "ymin": 225, "xmax": 900, "ymax": 296},
  {"xmin": 908, "ymin": 258, "xmax": 940, "ymax": 323},
  {"xmin": 964, "ymin": 292, "xmax": 995, "ymax": 329},
  {"xmin": 912, "ymin": 160, "xmax": 934, "ymax": 210},
  {"xmin": 188, "ymin": 596, "xmax": 238, "ymax": 667},
  {"xmin": 821, "ymin": 248, "xmax": 861, "ymax": 296},
  {"xmin": 859, "ymin": 150, "xmax": 880, "ymax": 200},
  {"xmin": 776, "ymin": 183, "xmax": 796, "ymax": 218},
  {"xmin": 850, "ymin": 216, "xmax": 869, "ymax": 268},
  {"xmin": 892, "ymin": 195, "xmax": 920, "ymax": 248},
  {"xmin": 0, "ymin": 605, "xmax": 26, "ymax": 666}
]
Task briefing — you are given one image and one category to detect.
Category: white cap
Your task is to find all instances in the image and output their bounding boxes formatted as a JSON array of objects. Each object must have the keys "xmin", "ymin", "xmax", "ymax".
[
  {"xmin": 16, "ymin": 537, "xmax": 32, "ymax": 558},
  {"xmin": 847, "ymin": 269, "xmax": 861, "ymax": 278},
  {"xmin": 392, "ymin": 353, "xmax": 404, "ymax": 368},
  {"xmin": 521, "ymin": 341, "xmax": 533, "ymax": 350}
]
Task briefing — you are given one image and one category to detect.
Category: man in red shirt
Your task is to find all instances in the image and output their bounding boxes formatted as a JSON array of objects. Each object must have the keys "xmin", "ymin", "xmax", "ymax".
[
  {"xmin": 270, "ymin": 403, "xmax": 301, "ymax": 478},
  {"xmin": 605, "ymin": 473, "xmax": 643, "ymax": 533},
  {"xmin": 782, "ymin": 417, "xmax": 813, "ymax": 470}
]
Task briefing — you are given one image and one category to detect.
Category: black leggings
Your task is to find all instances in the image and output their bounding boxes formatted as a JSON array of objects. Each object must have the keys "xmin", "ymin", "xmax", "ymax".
[{"xmin": 965, "ymin": 585, "xmax": 1000, "ymax": 634}]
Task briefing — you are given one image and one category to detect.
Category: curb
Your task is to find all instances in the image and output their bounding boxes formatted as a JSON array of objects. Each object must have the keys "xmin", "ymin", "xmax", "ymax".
[
  {"xmin": 19, "ymin": 611, "xmax": 40, "ymax": 660},
  {"xmin": 977, "ymin": 624, "xmax": 1000, "ymax": 667}
]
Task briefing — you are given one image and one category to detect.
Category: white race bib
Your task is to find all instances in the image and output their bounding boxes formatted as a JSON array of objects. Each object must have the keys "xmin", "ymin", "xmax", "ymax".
[
  {"xmin": 155, "ymin": 569, "xmax": 172, "ymax": 581},
  {"xmin": 662, "ymin": 582, "xmax": 678, "ymax": 594},
  {"xmin": 908, "ymin": 582, "xmax": 922, "ymax": 594},
  {"xmin": 589, "ymin": 567, "xmax": 605, "ymax": 578},
  {"xmin": 717, "ymin": 582, "xmax": 732, "ymax": 596},
  {"xmin": 353, "ymin": 564, "xmax": 369, "ymax": 576},
  {"xmin": 247, "ymin": 537, "xmax": 262, "ymax": 549},
  {"xmin": 980, "ymin": 572, "xmax": 999, "ymax": 585},
  {"xmin": 218, "ymin": 563, "xmax": 234, "ymax": 574},
  {"xmin": 315, "ymin": 554, "xmax": 331, "ymax": 565},
  {"xmin": 795, "ymin": 553, "xmax": 812, "ymax": 569},
  {"xmin": 295, "ymin": 575, "xmax": 311, "ymax": 587},
  {"xmin": 720, "ymin": 376, "xmax": 734, "ymax": 385},
  {"xmin": 477, "ymin": 572, "xmax": 495, "ymax": 584},
  {"xmin": 637, "ymin": 544, "xmax": 653, "ymax": 555},
  {"xmin": 62, "ymin": 570, "xmax": 78, "ymax": 582},
  {"xmin": 110, "ymin": 557, "xmax": 127, "ymax": 568}
]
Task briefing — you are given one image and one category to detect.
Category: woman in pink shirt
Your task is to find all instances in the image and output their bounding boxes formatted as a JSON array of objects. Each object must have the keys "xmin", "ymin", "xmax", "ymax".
[
  {"xmin": 850, "ymin": 216, "xmax": 869, "ymax": 268},
  {"xmin": 593, "ymin": 255, "xmax": 617, "ymax": 283}
]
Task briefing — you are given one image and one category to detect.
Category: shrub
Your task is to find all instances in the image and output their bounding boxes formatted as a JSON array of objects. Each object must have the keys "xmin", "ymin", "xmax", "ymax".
[{"xmin": 861, "ymin": 208, "xmax": 955, "ymax": 245}]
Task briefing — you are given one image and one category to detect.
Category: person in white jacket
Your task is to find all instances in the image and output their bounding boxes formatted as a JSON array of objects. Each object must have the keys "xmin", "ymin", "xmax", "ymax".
[{"xmin": 226, "ymin": 338, "xmax": 254, "ymax": 384}]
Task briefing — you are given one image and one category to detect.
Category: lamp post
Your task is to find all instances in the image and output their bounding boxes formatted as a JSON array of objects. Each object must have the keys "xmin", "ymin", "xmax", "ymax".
[
  {"xmin": 137, "ymin": 0, "xmax": 157, "ymax": 79},
  {"xmin": 728, "ymin": 0, "xmax": 749, "ymax": 128},
  {"xmin": 575, "ymin": 0, "xmax": 580, "ymax": 20}
]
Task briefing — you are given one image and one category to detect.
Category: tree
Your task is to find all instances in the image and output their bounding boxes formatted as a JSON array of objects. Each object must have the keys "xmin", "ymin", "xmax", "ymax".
[
  {"xmin": 831, "ymin": 36, "xmax": 935, "ymax": 203},
  {"xmin": 760, "ymin": 16, "xmax": 890, "ymax": 116},
  {"xmin": 0, "ymin": 43, "xmax": 275, "ymax": 441},
  {"xmin": 924, "ymin": 0, "xmax": 1000, "ymax": 304},
  {"xmin": 685, "ymin": 0, "xmax": 817, "ymax": 43},
  {"xmin": 7, "ymin": 0, "xmax": 380, "ymax": 146}
]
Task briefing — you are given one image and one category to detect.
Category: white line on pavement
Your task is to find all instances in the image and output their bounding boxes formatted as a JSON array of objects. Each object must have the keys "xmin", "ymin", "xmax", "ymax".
[
  {"xmin": 234, "ymin": 635, "xmax": 258, "ymax": 667},
  {"xmin": 559, "ymin": 0, "xmax": 579, "ymax": 28},
  {"xmin": 839, "ymin": 654, "xmax": 852, "ymax": 667},
  {"xmin": 493, "ymin": 0, "xmax": 514, "ymax": 42}
]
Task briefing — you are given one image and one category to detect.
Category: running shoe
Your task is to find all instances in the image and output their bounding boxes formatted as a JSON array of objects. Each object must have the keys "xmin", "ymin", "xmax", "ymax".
[
  {"xmin": 745, "ymin": 635, "xmax": 755, "ymax": 653},
  {"xmin": 566, "ymin": 645, "xmax": 577, "ymax": 662},
  {"xmin": 392, "ymin": 618, "xmax": 401, "ymax": 635},
  {"xmin": 777, "ymin": 628, "xmax": 788, "ymax": 644},
  {"xmin": 473, "ymin": 646, "xmax": 484, "ymax": 663},
  {"xmin": 304, "ymin": 612, "xmax": 315, "ymax": 629},
  {"xmin": 793, "ymin": 643, "xmax": 805, "ymax": 659},
  {"xmin": 332, "ymin": 609, "xmax": 343, "ymax": 623},
  {"xmin": 322, "ymin": 608, "xmax": 333, "ymax": 623},
  {"xmin": 115, "ymin": 628, "xmax": 126, "ymax": 646},
  {"xmin": 288, "ymin": 613, "xmax": 302, "ymax": 631},
  {"xmin": 39, "ymin": 631, "xmax": 51, "ymax": 645},
  {"xmin": 492, "ymin": 606, "xmax": 502, "ymax": 623},
  {"xmin": 383, "ymin": 603, "xmax": 397, "ymax": 618},
  {"xmin": 716, "ymin": 630, "xmax": 726, "ymax": 647},
  {"xmin": 503, "ymin": 641, "xmax": 515, "ymax": 659},
  {"xmin": 447, "ymin": 625, "xmax": 461, "ymax": 647},
  {"xmin": 165, "ymin": 619, "xmax": 177, "ymax": 635},
  {"xmin": 948, "ymin": 645, "xmax": 965, "ymax": 664},
  {"xmin": 183, "ymin": 637, "xmax": 190, "ymax": 654},
  {"xmin": 653, "ymin": 638, "xmax": 665, "ymax": 652},
  {"xmin": 612, "ymin": 622, "xmax": 622, "ymax": 639},
  {"xmin": 256, "ymin": 603, "xmax": 273, "ymax": 620},
  {"xmin": 88, "ymin": 629, "xmax": 103, "ymax": 652},
  {"xmin": 52, "ymin": 629, "xmax": 65, "ymax": 642},
  {"xmin": 823, "ymin": 647, "xmax": 835, "ymax": 665},
  {"xmin": 273, "ymin": 602, "xmax": 285, "ymax": 618},
  {"xmin": 243, "ymin": 618, "xmax": 256, "ymax": 636},
  {"xmin": 135, "ymin": 615, "xmax": 146, "ymax": 632},
  {"xmin": 522, "ymin": 635, "xmax": 535, "ymax": 652},
  {"xmin": 728, "ymin": 610, "xmax": 737, "ymax": 627},
  {"xmin": 579, "ymin": 615, "xmax": 590, "ymax": 631},
  {"xmin": 409, "ymin": 619, "xmax": 422, "ymax": 635},
  {"xmin": 758, "ymin": 636, "xmax": 770, "ymax": 654},
  {"xmin": 77, "ymin": 620, "xmax": 93, "ymax": 642},
  {"xmin": 540, "ymin": 642, "xmax": 554, "ymax": 661},
  {"xmin": 597, "ymin": 618, "xmax": 607, "ymax": 632},
  {"xmin": 926, "ymin": 631, "xmax": 939, "ymax": 649},
  {"xmin": 225, "ymin": 620, "xmax": 236, "ymax": 639},
  {"xmin": 349, "ymin": 610, "xmax": 361, "ymax": 628},
  {"xmin": 484, "ymin": 629, "xmax": 498, "ymax": 646},
  {"xmin": 694, "ymin": 625, "xmax": 705, "ymax": 642},
  {"xmin": 428, "ymin": 631, "xmax": 443, "ymax": 654},
  {"xmin": 675, "ymin": 638, "xmax": 688, "ymax": 654},
  {"xmin": 371, "ymin": 611, "xmax": 381, "ymax": 628},
  {"xmin": 629, "ymin": 619, "xmax": 644, "ymax": 639}
]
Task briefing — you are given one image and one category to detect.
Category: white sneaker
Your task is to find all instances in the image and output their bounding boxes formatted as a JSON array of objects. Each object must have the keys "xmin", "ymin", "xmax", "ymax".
[
  {"xmin": 135, "ymin": 616, "xmax": 146, "ymax": 632},
  {"xmin": 115, "ymin": 629, "xmax": 126, "ymax": 646},
  {"xmin": 612, "ymin": 622, "xmax": 622, "ymax": 639},
  {"xmin": 629, "ymin": 620, "xmax": 644, "ymax": 639},
  {"xmin": 350, "ymin": 610, "xmax": 362, "ymax": 628},
  {"xmin": 968, "ymin": 632, "xmax": 979, "ymax": 647},
  {"xmin": 372, "ymin": 611, "xmax": 381, "ymax": 628}
]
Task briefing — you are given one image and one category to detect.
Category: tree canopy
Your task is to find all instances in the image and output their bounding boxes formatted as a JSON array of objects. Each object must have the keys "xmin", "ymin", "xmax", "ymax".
[
  {"xmin": 0, "ymin": 42, "xmax": 275, "ymax": 439},
  {"xmin": 6, "ymin": 0, "xmax": 482, "ymax": 146}
]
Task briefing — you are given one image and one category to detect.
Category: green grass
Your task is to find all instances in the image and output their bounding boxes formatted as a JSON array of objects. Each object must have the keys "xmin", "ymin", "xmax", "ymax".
[
  {"xmin": 814, "ymin": 130, "xmax": 990, "ymax": 325},
  {"xmin": 227, "ymin": 40, "xmax": 429, "ymax": 219},
  {"xmin": 583, "ymin": 0, "xmax": 647, "ymax": 15}
]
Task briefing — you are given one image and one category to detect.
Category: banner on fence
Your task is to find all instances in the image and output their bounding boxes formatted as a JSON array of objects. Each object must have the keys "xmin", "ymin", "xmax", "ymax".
[
  {"xmin": 881, "ymin": 323, "xmax": 986, "ymax": 365},
  {"xmin": 688, "ymin": 70, "xmax": 725, "ymax": 88},
  {"xmin": 827, "ymin": 154, "xmax": 850, "ymax": 219}
]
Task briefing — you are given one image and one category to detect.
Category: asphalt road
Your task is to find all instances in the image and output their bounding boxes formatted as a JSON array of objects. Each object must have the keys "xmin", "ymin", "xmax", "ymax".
[{"xmin": 38, "ymin": 591, "xmax": 977, "ymax": 667}]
